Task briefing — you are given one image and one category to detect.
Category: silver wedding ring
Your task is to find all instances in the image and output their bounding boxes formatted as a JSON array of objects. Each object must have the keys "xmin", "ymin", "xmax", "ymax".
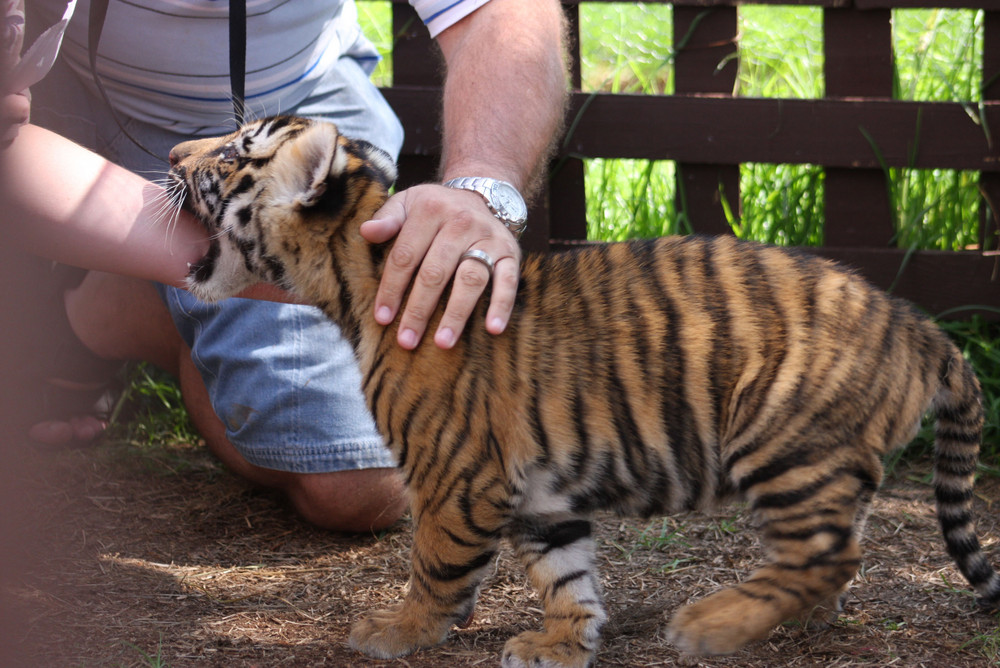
[{"xmin": 460, "ymin": 249, "xmax": 495, "ymax": 276}]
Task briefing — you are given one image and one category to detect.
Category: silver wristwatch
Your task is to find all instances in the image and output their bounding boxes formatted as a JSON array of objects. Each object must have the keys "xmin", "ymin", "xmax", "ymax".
[{"xmin": 443, "ymin": 177, "xmax": 528, "ymax": 239}]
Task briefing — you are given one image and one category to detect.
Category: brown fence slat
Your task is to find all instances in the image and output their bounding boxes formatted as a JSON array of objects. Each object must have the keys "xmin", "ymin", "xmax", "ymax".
[
  {"xmin": 676, "ymin": 164, "xmax": 739, "ymax": 235},
  {"xmin": 385, "ymin": 0, "xmax": 997, "ymax": 8},
  {"xmin": 551, "ymin": 95, "xmax": 999, "ymax": 171},
  {"xmin": 390, "ymin": 3, "xmax": 439, "ymax": 87},
  {"xmin": 987, "ymin": 10, "xmax": 1000, "ymax": 102},
  {"xmin": 385, "ymin": 88, "xmax": 1000, "ymax": 171},
  {"xmin": 557, "ymin": 95, "xmax": 1000, "ymax": 170},
  {"xmin": 821, "ymin": 170, "xmax": 895, "ymax": 247},
  {"xmin": 547, "ymin": 159, "xmax": 589, "ymax": 247},
  {"xmin": 673, "ymin": 6, "xmax": 737, "ymax": 95},
  {"xmin": 545, "ymin": 3, "xmax": 588, "ymax": 249},
  {"xmin": 854, "ymin": 0, "xmax": 995, "ymax": 8},
  {"xmin": 825, "ymin": 9, "xmax": 893, "ymax": 97},
  {"xmin": 573, "ymin": 0, "xmax": 991, "ymax": 7},
  {"xmin": 673, "ymin": 6, "xmax": 740, "ymax": 233},
  {"xmin": 384, "ymin": 0, "xmax": 997, "ymax": 12},
  {"xmin": 824, "ymin": 7, "xmax": 894, "ymax": 246},
  {"xmin": 982, "ymin": 9, "xmax": 1000, "ymax": 251}
]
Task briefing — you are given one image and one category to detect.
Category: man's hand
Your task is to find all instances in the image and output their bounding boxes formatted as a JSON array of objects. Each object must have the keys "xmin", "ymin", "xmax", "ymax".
[
  {"xmin": 360, "ymin": 184, "xmax": 521, "ymax": 350},
  {"xmin": 360, "ymin": 0, "xmax": 566, "ymax": 351}
]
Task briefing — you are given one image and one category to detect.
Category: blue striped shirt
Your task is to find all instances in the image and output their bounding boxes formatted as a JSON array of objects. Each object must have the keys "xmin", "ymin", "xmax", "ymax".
[
  {"xmin": 411, "ymin": 0, "xmax": 491, "ymax": 38},
  {"xmin": 31, "ymin": 0, "xmax": 491, "ymax": 134}
]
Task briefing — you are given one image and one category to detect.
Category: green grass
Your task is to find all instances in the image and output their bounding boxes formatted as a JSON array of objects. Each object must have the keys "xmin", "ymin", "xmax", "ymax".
[
  {"xmin": 963, "ymin": 625, "xmax": 1000, "ymax": 664},
  {"xmin": 893, "ymin": 9, "xmax": 983, "ymax": 103},
  {"xmin": 888, "ymin": 10, "xmax": 987, "ymax": 250},
  {"xmin": 737, "ymin": 6, "xmax": 823, "ymax": 100},
  {"xmin": 734, "ymin": 163, "xmax": 825, "ymax": 246},
  {"xmin": 579, "ymin": 3, "xmax": 674, "ymax": 95},
  {"xmin": 886, "ymin": 168, "xmax": 981, "ymax": 250},
  {"xmin": 356, "ymin": 1, "xmax": 393, "ymax": 88},
  {"xmin": 122, "ymin": 635, "xmax": 167, "ymax": 668},
  {"xmin": 586, "ymin": 159, "xmax": 682, "ymax": 240},
  {"xmin": 575, "ymin": 6, "xmax": 987, "ymax": 251},
  {"xmin": 108, "ymin": 364, "xmax": 198, "ymax": 448}
]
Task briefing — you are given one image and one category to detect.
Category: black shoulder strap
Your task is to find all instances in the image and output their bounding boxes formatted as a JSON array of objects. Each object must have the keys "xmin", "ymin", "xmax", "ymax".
[
  {"xmin": 229, "ymin": 0, "xmax": 247, "ymax": 126},
  {"xmin": 87, "ymin": 0, "xmax": 248, "ymax": 162}
]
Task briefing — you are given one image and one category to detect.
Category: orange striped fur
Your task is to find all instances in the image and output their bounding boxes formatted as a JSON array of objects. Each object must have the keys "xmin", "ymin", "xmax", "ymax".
[{"xmin": 169, "ymin": 117, "xmax": 999, "ymax": 667}]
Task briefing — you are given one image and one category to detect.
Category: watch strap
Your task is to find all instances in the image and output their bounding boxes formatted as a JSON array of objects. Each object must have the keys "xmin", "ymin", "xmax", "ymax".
[{"xmin": 443, "ymin": 177, "xmax": 527, "ymax": 239}]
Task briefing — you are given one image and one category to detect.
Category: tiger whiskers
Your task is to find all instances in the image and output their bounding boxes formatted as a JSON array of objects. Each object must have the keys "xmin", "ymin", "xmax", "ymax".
[
  {"xmin": 145, "ymin": 176, "xmax": 189, "ymax": 252},
  {"xmin": 221, "ymin": 93, "xmax": 265, "ymax": 130}
]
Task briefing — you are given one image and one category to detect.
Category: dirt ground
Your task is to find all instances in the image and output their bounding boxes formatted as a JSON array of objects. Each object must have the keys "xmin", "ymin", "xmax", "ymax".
[{"xmin": 3, "ymin": 437, "xmax": 1000, "ymax": 667}]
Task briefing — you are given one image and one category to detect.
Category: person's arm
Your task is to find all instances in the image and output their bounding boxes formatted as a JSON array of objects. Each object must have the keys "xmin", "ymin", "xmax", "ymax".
[
  {"xmin": 361, "ymin": 0, "xmax": 568, "ymax": 350},
  {"xmin": 0, "ymin": 5, "xmax": 204, "ymax": 288},
  {"xmin": 0, "ymin": 124, "xmax": 206, "ymax": 287},
  {"xmin": 1, "ymin": 125, "xmax": 297, "ymax": 302}
]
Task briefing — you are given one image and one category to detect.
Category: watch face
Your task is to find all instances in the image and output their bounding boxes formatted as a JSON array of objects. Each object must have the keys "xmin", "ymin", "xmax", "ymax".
[{"xmin": 490, "ymin": 181, "xmax": 528, "ymax": 223}]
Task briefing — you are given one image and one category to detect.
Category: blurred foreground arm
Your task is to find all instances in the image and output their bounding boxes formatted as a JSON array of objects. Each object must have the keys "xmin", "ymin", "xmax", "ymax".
[{"xmin": 0, "ymin": 124, "xmax": 206, "ymax": 288}]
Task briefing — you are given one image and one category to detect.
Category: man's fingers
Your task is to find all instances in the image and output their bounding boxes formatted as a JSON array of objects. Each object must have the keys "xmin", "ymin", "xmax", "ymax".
[
  {"xmin": 393, "ymin": 231, "xmax": 468, "ymax": 349},
  {"xmin": 483, "ymin": 256, "xmax": 519, "ymax": 335},
  {"xmin": 431, "ymin": 253, "xmax": 495, "ymax": 348},
  {"xmin": 365, "ymin": 185, "xmax": 522, "ymax": 349},
  {"xmin": 363, "ymin": 191, "xmax": 434, "ymax": 327},
  {"xmin": 359, "ymin": 216, "xmax": 402, "ymax": 245}
]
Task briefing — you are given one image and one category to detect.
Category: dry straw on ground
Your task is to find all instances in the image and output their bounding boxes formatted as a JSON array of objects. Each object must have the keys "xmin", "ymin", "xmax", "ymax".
[{"xmin": 4, "ymin": 438, "xmax": 999, "ymax": 667}]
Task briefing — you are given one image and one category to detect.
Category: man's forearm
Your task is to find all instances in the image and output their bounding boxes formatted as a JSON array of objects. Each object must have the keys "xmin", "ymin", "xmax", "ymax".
[
  {"xmin": 436, "ymin": 0, "xmax": 568, "ymax": 199},
  {"xmin": 344, "ymin": 0, "xmax": 569, "ymax": 348}
]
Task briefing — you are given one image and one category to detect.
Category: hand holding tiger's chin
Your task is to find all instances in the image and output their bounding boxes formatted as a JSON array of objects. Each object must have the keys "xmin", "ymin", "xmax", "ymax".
[{"xmin": 168, "ymin": 116, "xmax": 999, "ymax": 667}]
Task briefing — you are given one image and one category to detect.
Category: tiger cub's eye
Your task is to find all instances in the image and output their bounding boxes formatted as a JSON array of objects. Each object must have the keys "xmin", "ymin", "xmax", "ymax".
[{"xmin": 219, "ymin": 145, "xmax": 240, "ymax": 163}]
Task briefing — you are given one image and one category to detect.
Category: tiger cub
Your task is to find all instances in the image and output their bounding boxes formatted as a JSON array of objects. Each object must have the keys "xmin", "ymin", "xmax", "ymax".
[{"xmin": 168, "ymin": 116, "xmax": 999, "ymax": 667}]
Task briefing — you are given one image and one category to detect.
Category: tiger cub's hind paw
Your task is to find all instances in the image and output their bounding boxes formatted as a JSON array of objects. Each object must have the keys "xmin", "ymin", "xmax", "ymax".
[
  {"xmin": 501, "ymin": 630, "xmax": 596, "ymax": 668},
  {"xmin": 800, "ymin": 591, "xmax": 847, "ymax": 630},
  {"xmin": 348, "ymin": 604, "xmax": 449, "ymax": 659},
  {"xmin": 667, "ymin": 588, "xmax": 780, "ymax": 656}
]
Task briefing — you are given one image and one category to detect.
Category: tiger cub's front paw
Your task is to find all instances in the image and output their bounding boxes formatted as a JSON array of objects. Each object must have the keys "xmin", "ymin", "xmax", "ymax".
[
  {"xmin": 348, "ymin": 604, "xmax": 449, "ymax": 659},
  {"xmin": 501, "ymin": 630, "xmax": 596, "ymax": 668}
]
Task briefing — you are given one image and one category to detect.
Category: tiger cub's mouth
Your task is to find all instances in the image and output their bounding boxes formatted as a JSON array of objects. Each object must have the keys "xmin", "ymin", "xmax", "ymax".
[
  {"xmin": 163, "ymin": 164, "xmax": 220, "ymax": 282},
  {"xmin": 164, "ymin": 166, "xmax": 247, "ymax": 300},
  {"xmin": 167, "ymin": 167, "xmax": 199, "ymax": 222}
]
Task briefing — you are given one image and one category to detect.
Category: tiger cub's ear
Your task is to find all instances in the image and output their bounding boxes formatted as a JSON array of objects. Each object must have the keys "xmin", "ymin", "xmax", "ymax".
[
  {"xmin": 270, "ymin": 121, "xmax": 342, "ymax": 209},
  {"xmin": 349, "ymin": 139, "xmax": 398, "ymax": 190}
]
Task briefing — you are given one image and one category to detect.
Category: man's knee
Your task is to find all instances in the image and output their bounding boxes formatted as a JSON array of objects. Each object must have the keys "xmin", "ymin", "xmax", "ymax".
[{"xmin": 283, "ymin": 467, "xmax": 408, "ymax": 533}]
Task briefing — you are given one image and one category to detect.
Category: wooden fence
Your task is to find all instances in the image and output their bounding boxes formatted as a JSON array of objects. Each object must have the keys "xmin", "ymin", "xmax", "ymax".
[{"xmin": 379, "ymin": 0, "xmax": 1000, "ymax": 317}]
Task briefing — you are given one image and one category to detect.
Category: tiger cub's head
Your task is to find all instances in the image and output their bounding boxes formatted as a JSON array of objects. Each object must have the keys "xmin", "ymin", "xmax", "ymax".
[{"xmin": 168, "ymin": 116, "xmax": 397, "ymax": 303}]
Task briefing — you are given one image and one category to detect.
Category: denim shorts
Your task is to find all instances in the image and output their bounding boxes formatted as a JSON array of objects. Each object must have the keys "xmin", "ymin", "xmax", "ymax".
[{"xmin": 32, "ymin": 52, "xmax": 404, "ymax": 473}]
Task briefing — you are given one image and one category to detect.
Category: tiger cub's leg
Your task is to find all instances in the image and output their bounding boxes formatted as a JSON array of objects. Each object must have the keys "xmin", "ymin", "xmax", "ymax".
[
  {"xmin": 349, "ymin": 502, "xmax": 503, "ymax": 659},
  {"xmin": 668, "ymin": 459, "xmax": 878, "ymax": 655},
  {"xmin": 803, "ymin": 497, "xmax": 878, "ymax": 629},
  {"xmin": 501, "ymin": 515, "xmax": 606, "ymax": 668}
]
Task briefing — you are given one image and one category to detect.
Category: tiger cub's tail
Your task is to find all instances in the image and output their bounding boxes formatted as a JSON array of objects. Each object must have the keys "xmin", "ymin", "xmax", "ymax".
[{"xmin": 933, "ymin": 349, "xmax": 1000, "ymax": 609}]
